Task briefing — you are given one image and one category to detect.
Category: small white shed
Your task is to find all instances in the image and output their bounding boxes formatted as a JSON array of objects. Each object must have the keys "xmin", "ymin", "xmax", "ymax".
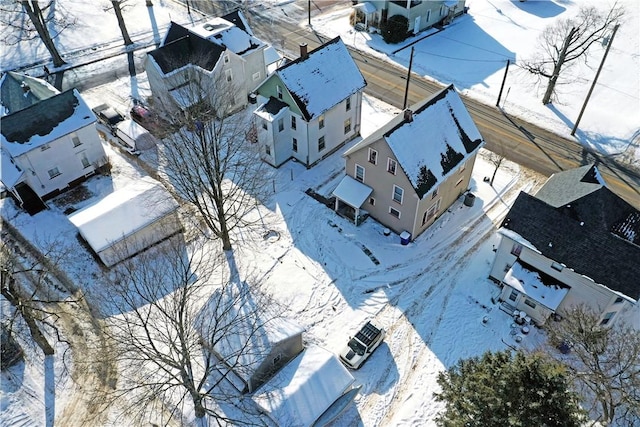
[
  {"xmin": 68, "ymin": 177, "xmax": 181, "ymax": 267},
  {"xmin": 252, "ymin": 346, "xmax": 356, "ymax": 427}
]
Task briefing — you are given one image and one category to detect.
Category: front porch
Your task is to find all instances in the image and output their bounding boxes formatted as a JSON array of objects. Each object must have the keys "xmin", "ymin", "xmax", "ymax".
[{"xmin": 332, "ymin": 176, "xmax": 373, "ymax": 227}]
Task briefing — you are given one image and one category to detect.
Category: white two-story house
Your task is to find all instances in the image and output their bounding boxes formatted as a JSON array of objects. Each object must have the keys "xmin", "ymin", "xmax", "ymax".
[
  {"xmin": 253, "ymin": 37, "xmax": 367, "ymax": 168},
  {"xmin": 145, "ymin": 10, "xmax": 279, "ymax": 115},
  {"xmin": 1, "ymin": 72, "xmax": 107, "ymax": 214},
  {"xmin": 490, "ymin": 165, "xmax": 640, "ymax": 328}
]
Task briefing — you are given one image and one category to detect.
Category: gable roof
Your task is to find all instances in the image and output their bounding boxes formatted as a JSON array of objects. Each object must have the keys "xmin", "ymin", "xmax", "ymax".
[
  {"xmin": 1, "ymin": 72, "xmax": 58, "ymax": 114},
  {"xmin": 345, "ymin": 85, "xmax": 484, "ymax": 198},
  {"xmin": 270, "ymin": 36, "xmax": 366, "ymax": 121},
  {"xmin": 501, "ymin": 165, "xmax": 640, "ymax": 300},
  {"xmin": 151, "ymin": 11, "xmax": 263, "ymax": 75},
  {"xmin": 1, "ymin": 89, "xmax": 96, "ymax": 157},
  {"xmin": 149, "ymin": 33, "xmax": 224, "ymax": 74}
]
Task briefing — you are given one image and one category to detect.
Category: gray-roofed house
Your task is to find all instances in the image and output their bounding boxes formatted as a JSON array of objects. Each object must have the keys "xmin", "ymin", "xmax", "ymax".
[
  {"xmin": 489, "ymin": 164, "xmax": 640, "ymax": 327},
  {"xmin": 145, "ymin": 10, "xmax": 279, "ymax": 114},
  {"xmin": 0, "ymin": 72, "xmax": 107, "ymax": 214},
  {"xmin": 253, "ymin": 37, "xmax": 367, "ymax": 168},
  {"xmin": 336, "ymin": 84, "xmax": 484, "ymax": 240}
]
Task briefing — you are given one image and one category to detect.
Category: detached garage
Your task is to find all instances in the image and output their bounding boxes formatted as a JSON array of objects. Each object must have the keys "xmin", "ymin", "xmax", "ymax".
[{"xmin": 68, "ymin": 177, "xmax": 181, "ymax": 267}]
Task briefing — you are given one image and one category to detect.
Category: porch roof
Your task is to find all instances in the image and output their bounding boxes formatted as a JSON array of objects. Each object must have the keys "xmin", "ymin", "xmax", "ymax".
[
  {"xmin": 504, "ymin": 261, "xmax": 569, "ymax": 311},
  {"xmin": 332, "ymin": 175, "xmax": 373, "ymax": 209},
  {"xmin": 354, "ymin": 2, "xmax": 377, "ymax": 14}
]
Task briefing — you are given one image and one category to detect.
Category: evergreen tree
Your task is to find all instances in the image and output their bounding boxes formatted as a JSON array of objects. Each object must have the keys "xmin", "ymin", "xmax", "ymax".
[{"xmin": 435, "ymin": 350, "xmax": 586, "ymax": 427}]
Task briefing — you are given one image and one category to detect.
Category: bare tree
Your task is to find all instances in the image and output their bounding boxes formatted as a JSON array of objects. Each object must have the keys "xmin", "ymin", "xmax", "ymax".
[
  {"xmin": 521, "ymin": 5, "xmax": 624, "ymax": 105},
  {"xmin": 105, "ymin": 1, "xmax": 133, "ymax": 46},
  {"xmin": 544, "ymin": 305, "xmax": 640, "ymax": 426},
  {"xmin": 0, "ymin": 1, "xmax": 75, "ymax": 68},
  {"xmin": 157, "ymin": 68, "xmax": 273, "ymax": 251},
  {"xmin": 483, "ymin": 148, "xmax": 505, "ymax": 187},
  {"xmin": 102, "ymin": 235, "xmax": 282, "ymax": 425},
  {"xmin": 0, "ymin": 233, "xmax": 77, "ymax": 357}
]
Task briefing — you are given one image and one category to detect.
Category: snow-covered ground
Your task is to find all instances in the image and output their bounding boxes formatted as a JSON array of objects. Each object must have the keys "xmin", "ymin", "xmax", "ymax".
[{"xmin": 1, "ymin": 0, "xmax": 638, "ymax": 425}]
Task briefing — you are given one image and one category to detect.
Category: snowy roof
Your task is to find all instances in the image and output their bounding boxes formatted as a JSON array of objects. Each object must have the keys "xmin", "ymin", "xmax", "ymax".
[
  {"xmin": 345, "ymin": 85, "xmax": 484, "ymax": 199},
  {"xmin": 0, "ymin": 148, "xmax": 24, "ymax": 189},
  {"xmin": 501, "ymin": 187, "xmax": 640, "ymax": 300},
  {"xmin": 353, "ymin": 2, "xmax": 378, "ymax": 14},
  {"xmin": 190, "ymin": 18, "xmax": 264, "ymax": 56},
  {"xmin": 504, "ymin": 261, "xmax": 570, "ymax": 311},
  {"xmin": 332, "ymin": 175, "xmax": 373, "ymax": 208},
  {"xmin": 252, "ymin": 346, "xmax": 355, "ymax": 427},
  {"xmin": 1, "ymin": 89, "xmax": 97, "ymax": 157},
  {"xmin": 263, "ymin": 45, "xmax": 282, "ymax": 66},
  {"xmin": 255, "ymin": 96, "xmax": 289, "ymax": 119},
  {"xmin": 1, "ymin": 72, "xmax": 58, "ymax": 114},
  {"xmin": 68, "ymin": 177, "xmax": 179, "ymax": 252},
  {"xmin": 202, "ymin": 287, "xmax": 305, "ymax": 384},
  {"xmin": 272, "ymin": 37, "xmax": 366, "ymax": 121}
]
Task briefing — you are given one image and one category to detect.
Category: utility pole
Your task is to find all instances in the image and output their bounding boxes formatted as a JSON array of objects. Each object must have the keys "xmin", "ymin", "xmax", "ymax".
[
  {"xmin": 496, "ymin": 59, "xmax": 510, "ymax": 107},
  {"xmin": 571, "ymin": 24, "xmax": 620, "ymax": 136},
  {"xmin": 403, "ymin": 46, "xmax": 414, "ymax": 110}
]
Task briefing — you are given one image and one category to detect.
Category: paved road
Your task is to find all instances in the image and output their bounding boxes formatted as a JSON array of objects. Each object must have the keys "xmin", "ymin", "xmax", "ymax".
[{"xmin": 243, "ymin": 6, "xmax": 640, "ymax": 209}]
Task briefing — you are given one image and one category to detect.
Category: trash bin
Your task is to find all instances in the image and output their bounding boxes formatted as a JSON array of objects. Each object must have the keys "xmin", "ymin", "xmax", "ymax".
[
  {"xmin": 400, "ymin": 231, "xmax": 411, "ymax": 245},
  {"xmin": 464, "ymin": 192, "xmax": 476, "ymax": 207},
  {"xmin": 248, "ymin": 93, "xmax": 257, "ymax": 104}
]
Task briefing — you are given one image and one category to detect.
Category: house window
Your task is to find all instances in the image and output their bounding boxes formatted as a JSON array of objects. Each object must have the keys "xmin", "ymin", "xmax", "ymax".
[
  {"xmin": 72, "ymin": 134, "xmax": 82, "ymax": 147},
  {"xmin": 252, "ymin": 71, "xmax": 261, "ymax": 81},
  {"xmin": 225, "ymin": 69, "xmax": 233, "ymax": 82},
  {"xmin": 318, "ymin": 136, "xmax": 325, "ymax": 151},
  {"xmin": 80, "ymin": 153, "xmax": 90, "ymax": 168},
  {"xmin": 265, "ymin": 145, "xmax": 271, "ymax": 156},
  {"xmin": 278, "ymin": 118, "xmax": 284, "ymax": 132},
  {"xmin": 614, "ymin": 296, "xmax": 624, "ymax": 304},
  {"xmin": 292, "ymin": 138, "xmax": 298, "ymax": 152},
  {"xmin": 48, "ymin": 167, "xmax": 61, "ymax": 179},
  {"xmin": 277, "ymin": 85, "xmax": 283, "ymax": 100},
  {"xmin": 355, "ymin": 164, "xmax": 365, "ymax": 183},
  {"xmin": 524, "ymin": 299, "xmax": 537, "ymax": 309},
  {"xmin": 344, "ymin": 117, "xmax": 351, "ymax": 134},
  {"xmin": 426, "ymin": 10, "xmax": 431, "ymax": 22},
  {"xmin": 422, "ymin": 199, "xmax": 441, "ymax": 224},
  {"xmin": 387, "ymin": 158, "xmax": 397, "ymax": 175},
  {"xmin": 291, "ymin": 116, "xmax": 297, "ymax": 130},
  {"xmin": 319, "ymin": 114, "xmax": 325, "ymax": 129},
  {"xmin": 431, "ymin": 187, "xmax": 439, "ymax": 199},
  {"xmin": 40, "ymin": 143, "xmax": 50, "ymax": 151},
  {"xmin": 458, "ymin": 162, "xmax": 466, "ymax": 174},
  {"xmin": 392, "ymin": 185, "xmax": 404, "ymax": 204},
  {"xmin": 262, "ymin": 120, "xmax": 268, "ymax": 130},
  {"xmin": 369, "ymin": 197, "xmax": 375, "ymax": 206},
  {"xmin": 389, "ymin": 207, "xmax": 401, "ymax": 219},
  {"xmin": 346, "ymin": 96, "xmax": 351, "ymax": 111},
  {"xmin": 551, "ymin": 262, "xmax": 564, "ymax": 272},
  {"xmin": 224, "ymin": 54, "xmax": 230, "ymax": 63},
  {"xmin": 273, "ymin": 354, "xmax": 282, "ymax": 365},
  {"xmin": 508, "ymin": 290, "xmax": 518, "ymax": 302},
  {"xmin": 455, "ymin": 177, "xmax": 463, "ymax": 187},
  {"xmin": 440, "ymin": 5, "xmax": 445, "ymax": 17},
  {"xmin": 368, "ymin": 148, "xmax": 378, "ymax": 165},
  {"xmin": 600, "ymin": 311, "xmax": 615, "ymax": 326},
  {"xmin": 511, "ymin": 243, "xmax": 523, "ymax": 257}
]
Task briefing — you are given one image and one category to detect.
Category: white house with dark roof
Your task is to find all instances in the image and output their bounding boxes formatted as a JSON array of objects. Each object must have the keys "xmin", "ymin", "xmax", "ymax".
[
  {"xmin": 336, "ymin": 84, "xmax": 484, "ymax": 240},
  {"xmin": 353, "ymin": 1, "xmax": 467, "ymax": 34},
  {"xmin": 145, "ymin": 10, "xmax": 279, "ymax": 114},
  {"xmin": 0, "ymin": 72, "xmax": 107, "ymax": 214},
  {"xmin": 253, "ymin": 37, "xmax": 367, "ymax": 168},
  {"xmin": 490, "ymin": 164, "xmax": 640, "ymax": 327}
]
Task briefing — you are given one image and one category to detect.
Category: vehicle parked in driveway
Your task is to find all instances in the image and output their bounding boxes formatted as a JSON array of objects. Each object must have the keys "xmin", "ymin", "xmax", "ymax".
[
  {"xmin": 92, "ymin": 103, "xmax": 125, "ymax": 133},
  {"xmin": 339, "ymin": 321, "xmax": 385, "ymax": 369},
  {"xmin": 130, "ymin": 104, "xmax": 171, "ymax": 137}
]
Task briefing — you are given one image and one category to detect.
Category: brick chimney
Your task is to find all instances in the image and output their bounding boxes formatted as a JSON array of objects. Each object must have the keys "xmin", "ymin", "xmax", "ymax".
[
  {"xmin": 403, "ymin": 108, "xmax": 413, "ymax": 122},
  {"xmin": 300, "ymin": 43, "xmax": 308, "ymax": 59}
]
